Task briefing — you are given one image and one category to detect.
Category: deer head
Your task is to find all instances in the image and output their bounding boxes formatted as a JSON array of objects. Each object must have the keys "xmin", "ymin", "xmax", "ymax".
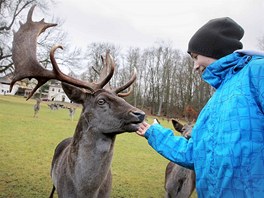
[
  {"xmin": 11, "ymin": 5, "xmax": 145, "ymax": 133},
  {"xmin": 171, "ymin": 119, "xmax": 193, "ymax": 139}
]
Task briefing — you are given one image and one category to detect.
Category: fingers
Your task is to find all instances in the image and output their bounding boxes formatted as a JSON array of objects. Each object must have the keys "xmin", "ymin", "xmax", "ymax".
[
  {"xmin": 141, "ymin": 121, "xmax": 149, "ymax": 128},
  {"xmin": 136, "ymin": 121, "xmax": 150, "ymax": 137}
]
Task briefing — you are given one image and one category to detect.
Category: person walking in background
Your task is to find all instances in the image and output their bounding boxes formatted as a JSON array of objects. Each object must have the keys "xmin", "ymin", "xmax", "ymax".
[{"xmin": 136, "ymin": 17, "xmax": 264, "ymax": 197}]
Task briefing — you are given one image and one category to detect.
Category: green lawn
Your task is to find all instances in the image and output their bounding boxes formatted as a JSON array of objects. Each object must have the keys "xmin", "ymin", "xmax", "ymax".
[{"xmin": 0, "ymin": 95, "xmax": 197, "ymax": 198}]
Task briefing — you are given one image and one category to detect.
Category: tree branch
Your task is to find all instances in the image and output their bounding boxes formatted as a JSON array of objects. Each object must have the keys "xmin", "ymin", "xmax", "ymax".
[{"xmin": 0, "ymin": 0, "xmax": 35, "ymax": 31}]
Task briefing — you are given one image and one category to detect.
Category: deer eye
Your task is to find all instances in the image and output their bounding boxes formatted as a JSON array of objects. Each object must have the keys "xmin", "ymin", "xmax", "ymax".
[{"xmin": 97, "ymin": 99, "xmax": 106, "ymax": 105}]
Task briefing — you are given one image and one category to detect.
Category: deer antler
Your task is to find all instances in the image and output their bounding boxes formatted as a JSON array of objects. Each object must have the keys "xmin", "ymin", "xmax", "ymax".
[
  {"xmin": 114, "ymin": 67, "xmax": 137, "ymax": 97},
  {"xmin": 10, "ymin": 5, "xmax": 114, "ymax": 99},
  {"xmin": 98, "ymin": 50, "xmax": 114, "ymax": 90},
  {"xmin": 99, "ymin": 53, "xmax": 137, "ymax": 97}
]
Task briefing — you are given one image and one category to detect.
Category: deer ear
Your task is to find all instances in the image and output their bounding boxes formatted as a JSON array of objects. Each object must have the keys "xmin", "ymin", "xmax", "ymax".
[
  {"xmin": 171, "ymin": 119, "xmax": 184, "ymax": 132},
  {"xmin": 62, "ymin": 83, "xmax": 88, "ymax": 104}
]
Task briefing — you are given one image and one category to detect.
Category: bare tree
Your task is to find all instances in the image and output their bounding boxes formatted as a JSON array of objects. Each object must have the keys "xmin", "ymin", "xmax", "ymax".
[
  {"xmin": 155, "ymin": 44, "xmax": 181, "ymax": 117},
  {"xmin": 125, "ymin": 47, "xmax": 141, "ymax": 106},
  {"xmin": 145, "ymin": 48, "xmax": 158, "ymax": 114},
  {"xmin": 137, "ymin": 49, "xmax": 151, "ymax": 110}
]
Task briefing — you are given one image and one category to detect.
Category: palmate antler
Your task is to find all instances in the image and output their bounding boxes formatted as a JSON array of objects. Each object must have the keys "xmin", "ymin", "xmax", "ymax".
[
  {"xmin": 10, "ymin": 5, "xmax": 136, "ymax": 99},
  {"xmin": 10, "ymin": 5, "xmax": 114, "ymax": 99}
]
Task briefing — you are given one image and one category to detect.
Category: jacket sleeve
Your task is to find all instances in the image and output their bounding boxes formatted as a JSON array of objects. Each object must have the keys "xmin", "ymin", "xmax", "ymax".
[{"xmin": 145, "ymin": 123, "xmax": 194, "ymax": 170}]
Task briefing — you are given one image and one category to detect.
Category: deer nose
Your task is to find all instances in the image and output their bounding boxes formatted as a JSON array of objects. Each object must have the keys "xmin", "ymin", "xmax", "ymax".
[{"xmin": 132, "ymin": 111, "xmax": 145, "ymax": 122}]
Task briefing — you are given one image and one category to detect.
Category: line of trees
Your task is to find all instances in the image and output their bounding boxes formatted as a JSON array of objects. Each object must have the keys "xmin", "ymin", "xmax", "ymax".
[{"xmin": 79, "ymin": 42, "xmax": 214, "ymax": 118}]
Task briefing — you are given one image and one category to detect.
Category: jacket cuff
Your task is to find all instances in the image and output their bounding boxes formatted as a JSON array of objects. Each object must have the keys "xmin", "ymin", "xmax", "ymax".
[{"xmin": 145, "ymin": 123, "xmax": 159, "ymax": 139}]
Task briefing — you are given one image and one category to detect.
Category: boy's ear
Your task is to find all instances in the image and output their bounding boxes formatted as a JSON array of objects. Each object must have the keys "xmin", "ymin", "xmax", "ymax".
[
  {"xmin": 61, "ymin": 82, "xmax": 88, "ymax": 104},
  {"xmin": 171, "ymin": 119, "xmax": 184, "ymax": 132}
]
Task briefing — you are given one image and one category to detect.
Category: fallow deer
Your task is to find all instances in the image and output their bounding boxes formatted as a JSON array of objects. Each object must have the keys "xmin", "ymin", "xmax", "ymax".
[
  {"xmin": 10, "ymin": 5, "xmax": 145, "ymax": 198},
  {"xmin": 68, "ymin": 107, "xmax": 76, "ymax": 121},
  {"xmin": 33, "ymin": 98, "xmax": 41, "ymax": 117},
  {"xmin": 164, "ymin": 119, "xmax": 195, "ymax": 198}
]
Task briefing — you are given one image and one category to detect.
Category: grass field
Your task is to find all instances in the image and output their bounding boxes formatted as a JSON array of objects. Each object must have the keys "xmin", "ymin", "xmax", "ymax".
[{"xmin": 0, "ymin": 95, "xmax": 197, "ymax": 198}]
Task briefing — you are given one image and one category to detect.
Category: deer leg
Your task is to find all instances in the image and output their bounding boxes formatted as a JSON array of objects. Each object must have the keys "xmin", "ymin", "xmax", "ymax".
[{"xmin": 49, "ymin": 185, "xmax": 56, "ymax": 198}]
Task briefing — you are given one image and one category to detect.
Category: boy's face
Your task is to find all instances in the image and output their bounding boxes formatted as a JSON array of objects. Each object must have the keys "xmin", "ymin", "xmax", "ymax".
[{"xmin": 190, "ymin": 53, "xmax": 216, "ymax": 75}]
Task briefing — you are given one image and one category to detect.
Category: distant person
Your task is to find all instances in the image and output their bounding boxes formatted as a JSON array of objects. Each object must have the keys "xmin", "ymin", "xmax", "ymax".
[{"xmin": 136, "ymin": 17, "xmax": 264, "ymax": 197}]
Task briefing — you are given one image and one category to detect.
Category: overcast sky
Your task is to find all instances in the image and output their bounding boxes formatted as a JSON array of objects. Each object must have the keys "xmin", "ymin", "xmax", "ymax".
[{"xmin": 51, "ymin": 0, "xmax": 264, "ymax": 52}]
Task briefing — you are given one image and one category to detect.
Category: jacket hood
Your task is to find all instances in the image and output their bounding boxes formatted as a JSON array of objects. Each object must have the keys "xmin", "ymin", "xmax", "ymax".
[{"xmin": 202, "ymin": 52, "xmax": 252, "ymax": 89}]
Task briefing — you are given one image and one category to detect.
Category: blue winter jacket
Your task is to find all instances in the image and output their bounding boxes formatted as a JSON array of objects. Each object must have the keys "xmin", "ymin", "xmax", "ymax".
[{"xmin": 145, "ymin": 51, "xmax": 264, "ymax": 198}]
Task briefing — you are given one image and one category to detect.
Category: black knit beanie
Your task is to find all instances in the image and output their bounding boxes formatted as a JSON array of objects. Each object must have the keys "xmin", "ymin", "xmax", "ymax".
[{"xmin": 188, "ymin": 17, "xmax": 244, "ymax": 59}]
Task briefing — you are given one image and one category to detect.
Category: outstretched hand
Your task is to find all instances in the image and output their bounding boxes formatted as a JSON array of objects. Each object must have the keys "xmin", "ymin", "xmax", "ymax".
[{"xmin": 136, "ymin": 121, "xmax": 150, "ymax": 137}]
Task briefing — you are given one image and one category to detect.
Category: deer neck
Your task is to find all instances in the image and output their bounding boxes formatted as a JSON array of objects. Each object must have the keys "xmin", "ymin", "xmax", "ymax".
[
  {"xmin": 72, "ymin": 128, "xmax": 116, "ymax": 161},
  {"xmin": 68, "ymin": 116, "xmax": 116, "ymax": 192}
]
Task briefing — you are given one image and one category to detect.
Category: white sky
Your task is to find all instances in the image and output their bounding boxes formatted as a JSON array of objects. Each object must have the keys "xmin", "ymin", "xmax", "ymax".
[{"xmin": 51, "ymin": 0, "xmax": 264, "ymax": 52}]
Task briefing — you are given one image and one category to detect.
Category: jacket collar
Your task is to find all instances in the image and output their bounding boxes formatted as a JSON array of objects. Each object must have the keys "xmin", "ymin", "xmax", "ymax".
[{"xmin": 202, "ymin": 52, "xmax": 252, "ymax": 89}]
